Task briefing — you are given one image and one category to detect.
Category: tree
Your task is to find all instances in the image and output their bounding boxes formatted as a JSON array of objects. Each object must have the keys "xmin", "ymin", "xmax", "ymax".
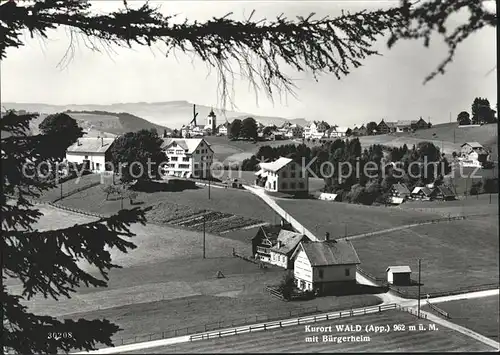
[
  {"xmin": 366, "ymin": 121, "xmax": 378, "ymax": 135},
  {"xmin": 162, "ymin": 128, "xmax": 168, "ymax": 138},
  {"xmin": 456, "ymin": 111, "xmax": 471, "ymax": 125},
  {"xmin": 38, "ymin": 113, "xmax": 84, "ymax": 158},
  {"xmin": 229, "ymin": 119, "xmax": 242, "ymax": 140},
  {"xmin": 2, "ymin": 111, "xmax": 150, "ymax": 354},
  {"xmin": 471, "ymin": 97, "xmax": 495, "ymax": 124},
  {"xmin": 1, "ymin": 0, "xmax": 496, "ymax": 352},
  {"xmin": 279, "ymin": 271, "xmax": 296, "ymax": 300},
  {"xmin": 240, "ymin": 117, "xmax": 258, "ymax": 141},
  {"xmin": 262, "ymin": 125, "xmax": 277, "ymax": 137},
  {"xmin": 108, "ymin": 129, "xmax": 167, "ymax": 184},
  {"xmin": 172, "ymin": 129, "xmax": 180, "ymax": 138}
]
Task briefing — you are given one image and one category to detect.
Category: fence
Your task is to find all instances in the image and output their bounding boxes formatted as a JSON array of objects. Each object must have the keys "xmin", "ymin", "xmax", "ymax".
[
  {"xmin": 357, "ymin": 267, "xmax": 499, "ymax": 299},
  {"xmin": 52, "ymin": 181, "xmax": 101, "ymax": 202},
  {"xmin": 189, "ymin": 303, "xmax": 398, "ymax": 342},
  {"xmin": 426, "ymin": 300, "xmax": 450, "ymax": 319},
  {"xmin": 46, "ymin": 201, "xmax": 106, "ymax": 219},
  {"xmin": 232, "ymin": 249, "xmax": 260, "ymax": 265},
  {"xmin": 398, "ymin": 305, "xmax": 428, "ymax": 319},
  {"xmin": 112, "ymin": 305, "xmax": 320, "ymax": 346},
  {"xmin": 265, "ymin": 285, "xmax": 287, "ymax": 301}
]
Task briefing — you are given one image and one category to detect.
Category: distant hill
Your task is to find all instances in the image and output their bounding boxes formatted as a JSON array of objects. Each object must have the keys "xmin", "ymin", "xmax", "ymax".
[
  {"xmin": 2, "ymin": 101, "xmax": 308, "ymax": 129},
  {"xmin": 0, "ymin": 108, "xmax": 170, "ymax": 137}
]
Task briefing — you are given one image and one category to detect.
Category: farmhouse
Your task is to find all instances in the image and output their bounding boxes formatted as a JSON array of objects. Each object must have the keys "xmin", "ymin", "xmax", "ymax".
[
  {"xmin": 217, "ymin": 121, "xmax": 230, "ymax": 136},
  {"xmin": 254, "ymin": 157, "xmax": 309, "ymax": 196},
  {"xmin": 432, "ymin": 185, "xmax": 456, "ymax": 201},
  {"xmin": 252, "ymin": 220, "xmax": 294, "ymax": 261},
  {"xmin": 65, "ymin": 137, "xmax": 115, "ymax": 173},
  {"xmin": 390, "ymin": 183, "xmax": 411, "ymax": 200},
  {"xmin": 269, "ymin": 230, "xmax": 310, "ymax": 269},
  {"xmin": 304, "ymin": 121, "xmax": 329, "ymax": 140},
  {"xmin": 395, "ymin": 120, "xmax": 417, "ymax": 132},
  {"xmin": 415, "ymin": 117, "xmax": 431, "ymax": 129},
  {"xmin": 161, "ymin": 138, "xmax": 213, "ymax": 178},
  {"xmin": 460, "ymin": 142, "xmax": 489, "ymax": 167},
  {"xmin": 292, "ymin": 235, "xmax": 361, "ymax": 294},
  {"xmin": 411, "ymin": 186, "xmax": 434, "ymax": 201},
  {"xmin": 386, "ymin": 266, "xmax": 412, "ymax": 286},
  {"xmin": 377, "ymin": 120, "xmax": 397, "ymax": 134}
]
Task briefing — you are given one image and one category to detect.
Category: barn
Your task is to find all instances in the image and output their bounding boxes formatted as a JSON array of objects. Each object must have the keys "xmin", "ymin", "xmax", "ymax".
[{"xmin": 386, "ymin": 266, "xmax": 412, "ymax": 286}]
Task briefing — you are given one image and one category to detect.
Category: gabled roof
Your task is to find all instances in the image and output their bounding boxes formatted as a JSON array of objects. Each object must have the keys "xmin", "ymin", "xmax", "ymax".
[
  {"xmin": 386, "ymin": 266, "xmax": 412, "ymax": 273},
  {"xmin": 297, "ymin": 240, "xmax": 361, "ymax": 266},
  {"xmin": 461, "ymin": 142, "xmax": 484, "ymax": 149},
  {"xmin": 270, "ymin": 230, "xmax": 308, "ymax": 255},
  {"xmin": 252, "ymin": 224, "xmax": 283, "ymax": 242},
  {"xmin": 391, "ymin": 183, "xmax": 411, "ymax": 195},
  {"xmin": 67, "ymin": 137, "xmax": 115, "ymax": 154},
  {"xmin": 411, "ymin": 186, "xmax": 433, "ymax": 196},
  {"xmin": 259, "ymin": 157, "xmax": 293, "ymax": 172},
  {"xmin": 161, "ymin": 138, "xmax": 211, "ymax": 154},
  {"xmin": 436, "ymin": 185, "xmax": 455, "ymax": 197}
]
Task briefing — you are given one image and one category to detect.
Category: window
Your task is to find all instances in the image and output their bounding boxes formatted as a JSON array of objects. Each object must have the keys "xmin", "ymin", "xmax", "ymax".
[
  {"xmin": 170, "ymin": 157, "xmax": 178, "ymax": 161},
  {"xmin": 290, "ymin": 182, "xmax": 296, "ymax": 189},
  {"xmin": 176, "ymin": 150, "xmax": 183, "ymax": 155},
  {"xmin": 282, "ymin": 171, "xmax": 287, "ymax": 178},
  {"xmin": 84, "ymin": 155, "xmax": 88, "ymax": 159},
  {"xmin": 291, "ymin": 164, "xmax": 296, "ymax": 170},
  {"xmin": 178, "ymin": 164, "xmax": 190, "ymax": 169},
  {"xmin": 318, "ymin": 269, "xmax": 324, "ymax": 279},
  {"xmin": 167, "ymin": 149, "xmax": 175, "ymax": 154},
  {"xmin": 182, "ymin": 157, "xmax": 190, "ymax": 162},
  {"xmin": 95, "ymin": 163, "xmax": 100, "ymax": 170},
  {"xmin": 281, "ymin": 182, "xmax": 287, "ymax": 189},
  {"xmin": 291, "ymin": 172, "xmax": 296, "ymax": 178},
  {"xmin": 345, "ymin": 269, "xmax": 350, "ymax": 277},
  {"xmin": 196, "ymin": 150, "xmax": 200, "ymax": 154},
  {"xmin": 299, "ymin": 182, "xmax": 305, "ymax": 189}
]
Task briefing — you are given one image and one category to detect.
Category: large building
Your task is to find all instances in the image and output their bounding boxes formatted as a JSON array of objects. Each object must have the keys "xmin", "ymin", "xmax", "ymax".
[
  {"xmin": 291, "ymin": 236, "xmax": 361, "ymax": 294},
  {"xmin": 65, "ymin": 137, "xmax": 115, "ymax": 173},
  {"xmin": 161, "ymin": 138, "xmax": 213, "ymax": 178},
  {"xmin": 303, "ymin": 121, "xmax": 329, "ymax": 140},
  {"xmin": 181, "ymin": 108, "xmax": 217, "ymax": 138},
  {"xmin": 254, "ymin": 157, "xmax": 309, "ymax": 195}
]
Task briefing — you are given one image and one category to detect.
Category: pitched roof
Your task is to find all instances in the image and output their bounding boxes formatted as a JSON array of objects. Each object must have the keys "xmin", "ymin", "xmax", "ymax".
[
  {"xmin": 386, "ymin": 266, "xmax": 412, "ymax": 273},
  {"xmin": 161, "ymin": 138, "xmax": 210, "ymax": 154},
  {"xmin": 300, "ymin": 240, "xmax": 361, "ymax": 266},
  {"xmin": 437, "ymin": 185, "xmax": 455, "ymax": 197},
  {"xmin": 271, "ymin": 230, "xmax": 308, "ymax": 255},
  {"xmin": 461, "ymin": 142, "xmax": 484, "ymax": 149},
  {"xmin": 259, "ymin": 157, "xmax": 293, "ymax": 172},
  {"xmin": 411, "ymin": 186, "xmax": 433, "ymax": 196},
  {"xmin": 391, "ymin": 183, "xmax": 411, "ymax": 195},
  {"xmin": 254, "ymin": 224, "xmax": 283, "ymax": 242},
  {"xmin": 67, "ymin": 137, "xmax": 115, "ymax": 154}
]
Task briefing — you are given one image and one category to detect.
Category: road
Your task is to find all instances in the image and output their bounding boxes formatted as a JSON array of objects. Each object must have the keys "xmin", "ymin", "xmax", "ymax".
[{"xmin": 72, "ymin": 187, "xmax": 500, "ymax": 354}]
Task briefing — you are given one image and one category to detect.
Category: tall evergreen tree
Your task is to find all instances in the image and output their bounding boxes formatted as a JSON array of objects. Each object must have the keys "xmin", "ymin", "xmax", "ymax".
[{"xmin": 2, "ymin": 111, "xmax": 149, "ymax": 353}]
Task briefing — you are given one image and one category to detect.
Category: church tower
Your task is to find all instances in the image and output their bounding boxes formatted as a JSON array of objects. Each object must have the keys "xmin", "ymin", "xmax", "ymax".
[{"xmin": 207, "ymin": 108, "xmax": 217, "ymax": 133}]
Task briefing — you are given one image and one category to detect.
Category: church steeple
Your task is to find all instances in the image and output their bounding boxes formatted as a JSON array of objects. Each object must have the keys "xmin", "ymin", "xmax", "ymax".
[{"xmin": 207, "ymin": 107, "xmax": 217, "ymax": 133}]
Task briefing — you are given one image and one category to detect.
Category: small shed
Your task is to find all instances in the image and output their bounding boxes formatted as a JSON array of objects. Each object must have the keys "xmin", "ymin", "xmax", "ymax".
[{"xmin": 386, "ymin": 266, "xmax": 412, "ymax": 285}]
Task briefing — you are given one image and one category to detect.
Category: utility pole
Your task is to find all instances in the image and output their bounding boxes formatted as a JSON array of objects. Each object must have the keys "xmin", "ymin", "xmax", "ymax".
[
  {"xmin": 203, "ymin": 210, "xmax": 206, "ymax": 259},
  {"xmin": 208, "ymin": 173, "xmax": 211, "ymax": 200},
  {"xmin": 60, "ymin": 182, "xmax": 63, "ymax": 200},
  {"xmin": 465, "ymin": 177, "xmax": 468, "ymax": 199},
  {"xmin": 345, "ymin": 224, "xmax": 347, "ymax": 238},
  {"xmin": 418, "ymin": 258, "xmax": 421, "ymax": 319}
]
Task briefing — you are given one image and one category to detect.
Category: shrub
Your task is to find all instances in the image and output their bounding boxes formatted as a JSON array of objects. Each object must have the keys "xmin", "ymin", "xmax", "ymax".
[
  {"xmin": 482, "ymin": 178, "xmax": 498, "ymax": 194},
  {"xmin": 469, "ymin": 181, "xmax": 482, "ymax": 195}
]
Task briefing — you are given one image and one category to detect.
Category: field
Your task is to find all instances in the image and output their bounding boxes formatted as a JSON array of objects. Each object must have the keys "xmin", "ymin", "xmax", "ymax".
[
  {"xmin": 359, "ymin": 123, "xmax": 497, "ymax": 157},
  {"xmin": 53, "ymin": 178, "xmax": 278, "ymax": 236},
  {"xmin": 424, "ymin": 296, "xmax": 499, "ymax": 342},
  {"xmin": 205, "ymin": 136, "xmax": 301, "ymax": 164},
  {"xmin": 352, "ymin": 215, "xmax": 499, "ymax": 295},
  {"xmin": 128, "ymin": 310, "xmax": 496, "ymax": 353},
  {"xmin": 275, "ymin": 198, "xmax": 438, "ymax": 238},
  {"xmin": 399, "ymin": 194, "xmax": 498, "ymax": 217},
  {"xmin": 444, "ymin": 166, "xmax": 498, "ymax": 196},
  {"xmin": 7, "ymin": 205, "xmax": 381, "ymax": 348}
]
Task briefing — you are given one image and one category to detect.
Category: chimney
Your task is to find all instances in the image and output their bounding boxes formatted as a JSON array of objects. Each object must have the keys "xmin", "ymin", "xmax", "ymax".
[
  {"xmin": 325, "ymin": 232, "xmax": 330, "ymax": 241},
  {"xmin": 277, "ymin": 241, "xmax": 283, "ymax": 248},
  {"xmin": 77, "ymin": 139, "xmax": 81, "ymax": 146}
]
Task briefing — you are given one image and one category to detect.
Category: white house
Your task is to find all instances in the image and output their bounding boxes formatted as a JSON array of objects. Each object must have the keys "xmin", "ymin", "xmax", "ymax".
[
  {"xmin": 217, "ymin": 121, "xmax": 230, "ymax": 135},
  {"xmin": 65, "ymin": 137, "xmax": 115, "ymax": 173},
  {"xmin": 269, "ymin": 230, "xmax": 310, "ymax": 269},
  {"xmin": 460, "ymin": 142, "xmax": 489, "ymax": 167},
  {"xmin": 291, "ymin": 237, "xmax": 361, "ymax": 294},
  {"xmin": 254, "ymin": 157, "xmax": 309, "ymax": 195},
  {"xmin": 327, "ymin": 126, "xmax": 349, "ymax": 138},
  {"xmin": 161, "ymin": 138, "xmax": 213, "ymax": 178},
  {"xmin": 303, "ymin": 121, "xmax": 329, "ymax": 140}
]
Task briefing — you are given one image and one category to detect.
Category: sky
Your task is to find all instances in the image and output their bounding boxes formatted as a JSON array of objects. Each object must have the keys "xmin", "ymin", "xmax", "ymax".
[{"xmin": 1, "ymin": 0, "xmax": 497, "ymax": 126}]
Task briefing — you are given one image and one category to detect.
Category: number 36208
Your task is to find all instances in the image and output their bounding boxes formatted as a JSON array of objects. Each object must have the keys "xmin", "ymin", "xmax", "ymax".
[{"xmin": 48, "ymin": 332, "xmax": 73, "ymax": 340}]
